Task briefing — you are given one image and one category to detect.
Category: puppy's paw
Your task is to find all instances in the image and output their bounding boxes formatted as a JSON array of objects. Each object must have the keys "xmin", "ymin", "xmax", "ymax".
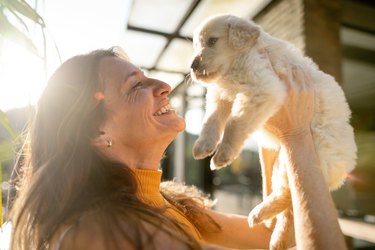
[
  {"xmin": 210, "ymin": 154, "xmax": 231, "ymax": 170},
  {"xmin": 192, "ymin": 137, "xmax": 218, "ymax": 160},
  {"xmin": 211, "ymin": 143, "xmax": 236, "ymax": 169},
  {"xmin": 248, "ymin": 207, "xmax": 262, "ymax": 227},
  {"xmin": 270, "ymin": 233, "xmax": 289, "ymax": 250},
  {"xmin": 209, "ymin": 158, "xmax": 226, "ymax": 170}
]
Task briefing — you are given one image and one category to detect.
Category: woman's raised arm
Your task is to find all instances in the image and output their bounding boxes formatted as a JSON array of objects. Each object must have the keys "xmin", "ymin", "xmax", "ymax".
[{"xmin": 265, "ymin": 66, "xmax": 347, "ymax": 249}]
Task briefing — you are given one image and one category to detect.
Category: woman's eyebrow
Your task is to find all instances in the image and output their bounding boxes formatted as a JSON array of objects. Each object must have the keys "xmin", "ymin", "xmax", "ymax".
[
  {"xmin": 123, "ymin": 70, "xmax": 139, "ymax": 83},
  {"xmin": 119, "ymin": 70, "xmax": 142, "ymax": 93}
]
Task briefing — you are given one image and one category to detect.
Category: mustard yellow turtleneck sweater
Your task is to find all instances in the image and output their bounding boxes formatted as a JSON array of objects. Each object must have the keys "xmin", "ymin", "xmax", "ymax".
[{"xmin": 132, "ymin": 168, "xmax": 202, "ymax": 240}]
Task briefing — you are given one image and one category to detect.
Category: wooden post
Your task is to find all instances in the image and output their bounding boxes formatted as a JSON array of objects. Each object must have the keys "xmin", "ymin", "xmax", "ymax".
[{"xmin": 303, "ymin": 0, "xmax": 342, "ymax": 83}]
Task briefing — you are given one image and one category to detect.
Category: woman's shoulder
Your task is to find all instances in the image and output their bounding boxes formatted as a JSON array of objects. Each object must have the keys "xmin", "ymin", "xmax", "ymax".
[
  {"xmin": 49, "ymin": 213, "xmax": 116, "ymax": 250},
  {"xmin": 49, "ymin": 211, "xmax": 134, "ymax": 250},
  {"xmin": 48, "ymin": 210, "xmax": 192, "ymax": 250}
]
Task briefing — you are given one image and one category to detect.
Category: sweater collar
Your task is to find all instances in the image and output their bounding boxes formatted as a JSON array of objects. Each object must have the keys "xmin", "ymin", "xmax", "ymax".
[{"xmin": 131, "ymin": 168, "xmax": 165, "ymax": 207}]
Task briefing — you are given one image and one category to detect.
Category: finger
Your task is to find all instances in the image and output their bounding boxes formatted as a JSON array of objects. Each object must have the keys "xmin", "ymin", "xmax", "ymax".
[
  {"xmin": 304, "ymin": 72, "xmax": 314, "ymax": 91},
  {"xmin": 291, "ymin": 66, "xmax": 306, "ymax": 91},
  {"xmin": 295, "ymin": 68, "xmax": 314, "ymax": 91},
  {"xmin": 279, "ymin": 66, "xmax": 294, "ymax": 90}
]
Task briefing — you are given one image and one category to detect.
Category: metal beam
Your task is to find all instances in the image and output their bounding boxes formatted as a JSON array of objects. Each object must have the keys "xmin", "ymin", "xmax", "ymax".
[{"xmin": 343, "ymin": 45, "xmax": 375, "ymax": 65}]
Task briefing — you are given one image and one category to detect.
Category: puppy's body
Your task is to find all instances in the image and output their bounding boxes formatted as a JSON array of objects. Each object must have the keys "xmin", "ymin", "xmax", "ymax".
[{"xmin": 191, "ymin": 14, "xmax": 357, "ymax": 249}]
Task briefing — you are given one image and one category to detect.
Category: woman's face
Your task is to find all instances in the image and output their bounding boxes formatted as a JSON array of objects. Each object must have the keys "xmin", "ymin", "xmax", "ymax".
[{"xmin": 98, "ymin": 56, "xmax": 185, "ymax": 149}]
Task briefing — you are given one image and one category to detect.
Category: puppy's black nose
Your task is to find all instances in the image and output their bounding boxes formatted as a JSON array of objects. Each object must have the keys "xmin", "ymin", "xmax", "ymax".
[{"xmin": 191, "ymin": 57, "xmax": 200, "ymax": 70}]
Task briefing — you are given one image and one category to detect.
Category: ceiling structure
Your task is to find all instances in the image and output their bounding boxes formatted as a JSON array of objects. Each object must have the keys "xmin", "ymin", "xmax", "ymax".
[
  {"xmin": 123, "ymin": 0, "xmax": 375, "ymax": 110},
  {"xmin": 123, "ymin": 0, "xmax": 271, "ymax": 89}
]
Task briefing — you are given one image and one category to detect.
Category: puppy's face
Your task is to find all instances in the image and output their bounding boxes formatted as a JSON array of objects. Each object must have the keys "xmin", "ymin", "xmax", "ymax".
[{"xmin": 190, "ymin": 14, "xmax": 260, "ymax": 84}]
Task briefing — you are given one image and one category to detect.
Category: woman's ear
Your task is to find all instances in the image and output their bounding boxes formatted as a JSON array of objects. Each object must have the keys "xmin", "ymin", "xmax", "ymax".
[
  {"xmin": 228, "ymin": 17, "xmax": 260, "ymax": 50},
  {"xmin": 91, "ymin": 131, "xmax": 113, "ymax": 149},
  {"xmin": 91, "ymin": 132, "xmax": 105, "ymax": 148}
]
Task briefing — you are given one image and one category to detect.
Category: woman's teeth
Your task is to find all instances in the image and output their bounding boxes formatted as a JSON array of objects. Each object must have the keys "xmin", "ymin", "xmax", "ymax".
[{"xmin": 154, "ymin": 104, "xmax": 171, "ymax": 116}]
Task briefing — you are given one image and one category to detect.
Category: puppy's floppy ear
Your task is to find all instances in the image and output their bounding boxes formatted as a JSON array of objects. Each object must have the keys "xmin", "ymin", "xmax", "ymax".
[{"xmin": 228, "ymin": 17, "xmax": 260, "ymax": 50}]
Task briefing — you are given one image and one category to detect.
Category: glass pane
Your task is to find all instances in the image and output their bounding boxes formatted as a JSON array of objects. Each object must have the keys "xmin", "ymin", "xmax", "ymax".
[
  {"xmin": 341, "ymin": 27, "xmax": 375, "ymax": 51},
  {"xmin": 171, "ymin": 95, "xmax": 184, "ymax": 112},
  {"xmin": 156, "ymin": 38, "xmax": 194, "ymax": 72},
  {"xmin": 185, "ymin": 108, "xmax": 204, "ymax": 135},
  {"xmin": 185, "ymin": 84, "xmax": 205, "ymax": 135},
  {"xmin": 147, "ymin": 70, "xmax": 185, "ymax": 89},
  {"xmin": 123, "ymin": 30, "xmax": 167, "ymax": 68},
  {"xmin": 180, "ymin": 0, "xmax": 271, "ymax": 37},
  {"xmin": 128, "ymin": 0, "xmax": 194, "ymax": 33},
  {"xmin": 186, "ymin": 82, "xmax": 205, "ymax": 97}
]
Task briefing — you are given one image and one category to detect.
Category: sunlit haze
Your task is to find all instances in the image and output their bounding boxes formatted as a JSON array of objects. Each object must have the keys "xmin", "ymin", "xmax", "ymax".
[{"xmin": 0, "ymin": 0, "xmax": 131, "ymax": 111}]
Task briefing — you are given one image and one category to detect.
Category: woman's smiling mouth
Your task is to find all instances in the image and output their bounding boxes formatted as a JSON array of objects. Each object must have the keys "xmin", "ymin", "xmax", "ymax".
[{"xmin": 153, "ymin": 104, "xmax": 172, "ymax": 116}]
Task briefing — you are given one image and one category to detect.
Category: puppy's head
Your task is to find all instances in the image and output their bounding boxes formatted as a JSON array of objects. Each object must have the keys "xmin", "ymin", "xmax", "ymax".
[{"xmin": 190, "ymin": 14, "xmax": 260, "ymax": 84}]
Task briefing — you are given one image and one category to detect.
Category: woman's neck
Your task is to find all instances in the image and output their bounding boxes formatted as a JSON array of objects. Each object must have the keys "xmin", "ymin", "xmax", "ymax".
[{"xmin": 116, "ymin": 144, "xmax": 165, "ymax": 170}]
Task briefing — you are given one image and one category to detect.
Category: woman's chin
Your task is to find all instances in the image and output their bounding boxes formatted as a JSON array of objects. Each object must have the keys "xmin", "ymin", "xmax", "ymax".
[
  {"xmin": 154, "ymin": 110, "xmax": 186, "ymax": 134},
  {"xmin": 176, "ymin": 118, "xmax": 186, "ymax": 132},
  {"xmin": 168, "ymin": 115, "xmax": 186, "ymax": 134}
]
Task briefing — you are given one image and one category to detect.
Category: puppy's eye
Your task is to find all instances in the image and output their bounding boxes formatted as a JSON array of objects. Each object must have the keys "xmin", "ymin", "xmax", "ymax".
[{"xmin": 207, "ymin": 37, "xmax": 218, "ymax": 47}]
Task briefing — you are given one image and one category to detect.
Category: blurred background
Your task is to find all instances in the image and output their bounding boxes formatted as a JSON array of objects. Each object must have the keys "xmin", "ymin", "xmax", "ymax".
[{"xmin": 0, "ymin": 0, "xmax": 374, "ymax": 249}]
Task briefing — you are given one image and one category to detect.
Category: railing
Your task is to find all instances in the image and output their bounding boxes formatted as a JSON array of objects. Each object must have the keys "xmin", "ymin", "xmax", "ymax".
[{"xmin": 339, "ymin": 218, "xmax": 375, "ymax": 243}]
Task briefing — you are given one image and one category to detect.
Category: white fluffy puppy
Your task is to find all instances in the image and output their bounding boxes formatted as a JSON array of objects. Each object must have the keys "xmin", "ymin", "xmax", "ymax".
[{"xmin": 190, "ymin": 14, "xmax": 357, "ymax": 249}]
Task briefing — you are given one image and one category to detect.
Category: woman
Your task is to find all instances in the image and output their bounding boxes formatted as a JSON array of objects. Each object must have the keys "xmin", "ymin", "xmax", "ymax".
[{"xmin": 8, "ymin": 47, "xmax": 346, "ymax": 249}]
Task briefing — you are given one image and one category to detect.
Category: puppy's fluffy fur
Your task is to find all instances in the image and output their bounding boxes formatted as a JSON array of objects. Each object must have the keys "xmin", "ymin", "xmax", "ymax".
[{"xmin": 190, "ymin": 14, "xmax": 357, "ymax": 249}]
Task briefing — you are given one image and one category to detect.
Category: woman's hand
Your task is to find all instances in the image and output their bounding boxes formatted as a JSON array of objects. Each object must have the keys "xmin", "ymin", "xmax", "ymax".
[
  {"xmin": 268, "ymin": 66, "xmax": 347, "ymax": 249},
  {"xmin": 264, "ymin": 65, "xmax": 315, "ymax": 140}
]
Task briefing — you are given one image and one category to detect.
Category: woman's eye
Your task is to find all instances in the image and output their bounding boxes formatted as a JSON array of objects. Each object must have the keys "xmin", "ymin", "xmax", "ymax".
[
  {"xmin": 134, "ymin": 81, "xmax": 143, "ymax": 88},
  {"xmin": 207, "ymin": 37, "xmax": 218, "ymax": 47}
]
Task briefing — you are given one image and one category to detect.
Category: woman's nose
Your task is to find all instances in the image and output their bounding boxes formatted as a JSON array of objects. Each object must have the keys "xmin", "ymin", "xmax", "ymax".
[{"xmin": 153, "ymin": 80, "xmax": 171, "ymax": 96}]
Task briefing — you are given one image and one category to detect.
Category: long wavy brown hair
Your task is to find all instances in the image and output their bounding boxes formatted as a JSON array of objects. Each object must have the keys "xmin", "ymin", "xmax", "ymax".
[{"xmin": 8, "ymin": 48, "xmax": 219, "ymax": 250}]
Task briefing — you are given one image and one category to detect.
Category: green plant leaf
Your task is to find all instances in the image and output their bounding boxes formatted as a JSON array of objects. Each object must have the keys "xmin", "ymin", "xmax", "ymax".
[
  {"xmin": 0, "ymin": 140, "xmax": 15, "ymax": 162},
  {"xmin": 2, "ymin": 0, "xmax": 45, "ymax": 27},
  {"xmin": 0, "ymin": 110, "xmax": 17, "ymax": 139},
  {"xmin": 0, "ymin": 11, "xmax": 39, "ymax": 55},
  {"xmin": 0, "ymin": 160, "xmax": 3, "ymax": 226},
  {"xmin": 6, "ymin": 5, "xmax": 31, "ymax": 34}
]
